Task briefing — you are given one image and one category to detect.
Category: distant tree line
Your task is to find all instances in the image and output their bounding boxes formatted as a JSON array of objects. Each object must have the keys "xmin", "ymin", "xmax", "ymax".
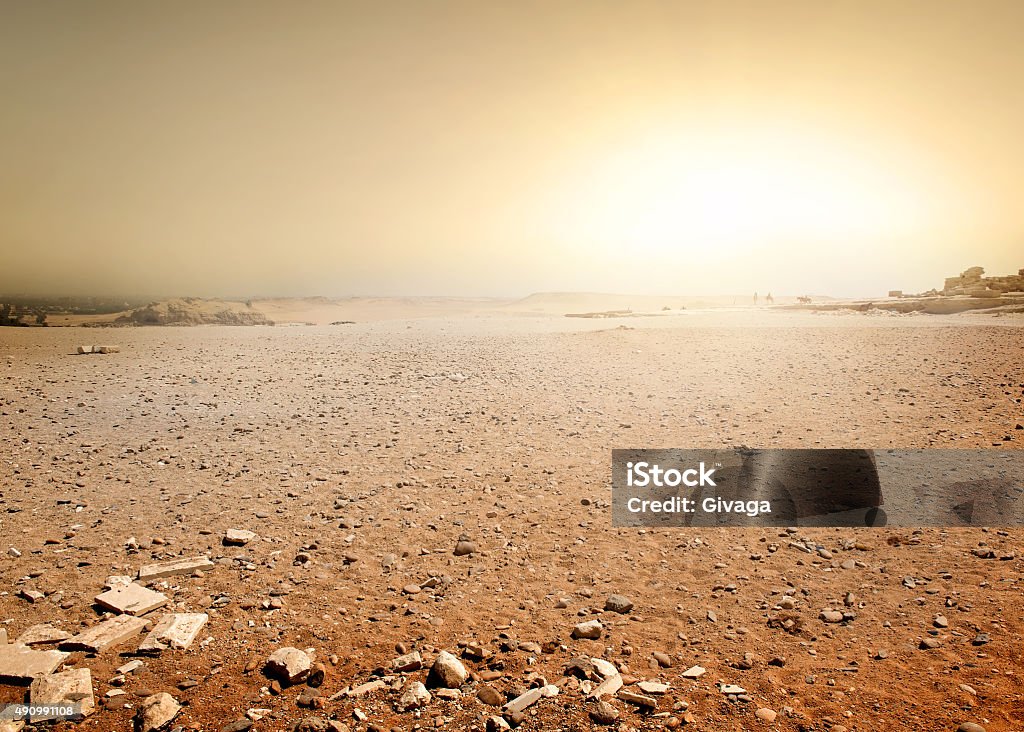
[{"xmin": 0, "ymin": 303, "xmax": 46, "ymax": 326}]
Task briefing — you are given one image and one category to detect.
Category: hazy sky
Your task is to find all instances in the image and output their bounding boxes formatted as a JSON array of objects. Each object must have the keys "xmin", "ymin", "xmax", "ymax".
[{"xmin": 2, "ymin": 1, "xmax": 1023, "ymax": 297}]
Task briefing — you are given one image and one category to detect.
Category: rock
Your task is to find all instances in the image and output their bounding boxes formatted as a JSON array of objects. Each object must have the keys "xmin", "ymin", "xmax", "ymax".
[
  {"xmin": 402, "ymin": 584, "xmax": 421, "ymax": 595},
  {"xmin": 398, "ymin": 681, "xmax": 431, "ymax": 710},
  {"xmin": 972, "ymin": 633, "xmax": 990, "ymax": 646},
  {"xmin": 919, "ymin": 638, "xmax": 941, "ymax": 650},
  {"xmin": 20, "ymin": 589, "xmax": 44, "ymax": 603},
  {"xmin": 604, "ymin": 595, "xmax": 634, "ymax": 614},
  {"xmin": 587, "ymin": 672, "xmax": 624, "ymax": 700},
  {"xmin": 138, "ymin": 613, "xmax": 208, "ymax": 653},
  {"xmin": 616, "ymin": 689, "xmax": 657, "ymax": 709},
  {"xmin": 590, "ymin": 658, "xmax": 618, "ymax": 678},
  {"xmin": 453, "ymin": 540, "xmax": 478, "ymax": 556},
  {"xmin": 29, "ymin": 667, "xmax": 94, "ymax": 721},
  {"xmin": 266, "ymin": 647, "xmax": 313, "ymax": 684},
  {"xmin": 486, "ymin": 716, "xmax": 511, "ymax": 731},
  {"xmin": 652, "ymin": 651, "xmax": 673, "ymax": 667},
  {"xmin": 137, "ymin": 556, "xmax": 214, "ymax": 581},
  {"xmin": 957, "ymin": 724, "xmax": 986, "ymax": 732},
  {"xmin": 503, "ymin": 687, "xmax": 543, "ymax": 714},
  {"xmin": 94, "ymin": 583, "xmax": 168, "ymax": 616},
  {"xmin": 220, "ymin": 720, "xmax": 253, "ymax": 732},
  {"xmin": 60, "ymin": 615, "xmax": 150, "ymax": 653},
  {"xmin": 104, "ymin": 575, "xmax": 134, "ymax": 590},
  {"xmin": 224, "ymin": 529, "xmax": 256, "ymax": 546},
  {"xmin": 136, "ymin": 692, "xmax": 181, "ymax": 732},
  {"xmin": 572, "ymin": 620, "xmax": 603, "ymax": 640},
  {"xmin": 637, "ymin": 681, "xmax": 669, "ymax": 695},
  {"xmin": 306, "ymin": 663, "xmax": 326, "ymax": 688},
  {"xmin": 392, "ymin": 650, "xmax": 423, "ymax": 672},
  {"xmin": 16, "ymin": 624, "xmax": 72, "ymax": 646},
  {"xmin": 934, "ymin": 614, "xmax": 949, "ymax": 628},
  {"xmin": 820, "ymin": 610, "xmax": 844, "ymax": 624},
  {"xmin": 428, "ymin": 650, "xmax": 468, "ymax": 688},
  {"xmin": 347, "ymin": 680, "xmax": 385, "ymax": 697},
  {"xmin": 118, "ymin": 660, "xmax": 145, "ymax": 675},
  {"xmin": 477, "ymin": 685, "xmax": 504, "ymax": 706},
  {"xmin": 590, "ymin": 700, "xmax": 619, "ymax": 724},
  {"xmin": 681, "ymin": 665, "xmax": 706, "ymax": 679},
  {"xmin": 755, "ymin": 708, "xmax": 777, "ymax": 723}
]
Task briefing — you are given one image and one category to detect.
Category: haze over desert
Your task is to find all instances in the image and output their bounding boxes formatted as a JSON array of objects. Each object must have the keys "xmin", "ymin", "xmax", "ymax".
[{"xmin": 3, "ymin": 1, "xmax": 1024, "ymax": 731}]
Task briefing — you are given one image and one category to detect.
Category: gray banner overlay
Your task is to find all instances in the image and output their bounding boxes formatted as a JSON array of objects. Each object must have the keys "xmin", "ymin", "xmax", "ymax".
[{"xmin": 612, "ymin": 449, "xmax": 1024, "ymax": 527}]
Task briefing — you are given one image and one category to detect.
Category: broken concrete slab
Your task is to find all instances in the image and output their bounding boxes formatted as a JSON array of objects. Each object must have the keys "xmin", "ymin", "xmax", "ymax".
[
  {"xmin": 0, "ymin": 642, "xmax": 68, "ymax": 683},
  {"xmin": 138, "ymin": 613, "xmax": 208, "ymax": 653},
  {"xmin": 94, "ymin": 583, "xmax": 168, "ymax": 616},
  {"xmin": 16, "ymin": 624, "xmax": 72, "ymax": 646},
  {"xmin": 0, "ymin": 643, "xmax": 69, "ymax": 681},
  {"xmin": 137, "ymin": 556, "xmax": 214, "ymax": 581},
  {"xmin": 29, "ymin": 667, "xmax": 94, "ymax": 721},
  {"xmin": 60, "ymin": 615, "xmax": 150, "ymax": 653}
]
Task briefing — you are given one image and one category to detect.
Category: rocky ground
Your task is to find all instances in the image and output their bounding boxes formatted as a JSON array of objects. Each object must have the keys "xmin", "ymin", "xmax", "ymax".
[{"xmin": 0, "ymin": 313, "xmax": 1022, "ymax": 731}]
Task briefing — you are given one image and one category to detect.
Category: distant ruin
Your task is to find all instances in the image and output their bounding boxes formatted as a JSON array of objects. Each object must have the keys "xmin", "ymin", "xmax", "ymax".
[{"xmin": 941, "ymin": 266, "xmax": 1024, "ymax": 297}]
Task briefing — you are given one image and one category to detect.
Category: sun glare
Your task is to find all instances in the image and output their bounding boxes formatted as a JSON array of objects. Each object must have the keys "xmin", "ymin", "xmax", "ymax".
[{"xmin": 550, "ymin": 126, "xmax": 935, "ymax": 260}]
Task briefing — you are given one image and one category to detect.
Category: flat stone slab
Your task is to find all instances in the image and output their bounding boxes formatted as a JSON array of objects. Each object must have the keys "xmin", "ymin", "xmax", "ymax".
[
  {"xmin": 637, "ymin": 681, "xmax": 669, "ymax": 695},
  {"xmin": 617, "ymin": 689, "xmax": 657, "ymax": 708},
  {"xmin": 138, "ymin": 614, "xmax": 208, "ymax": 653},
  {"xmin": 587, "ymin": 672, "xmax": 623, "ymax": 700},
  {"xmin": 16, "ymin": 624, "xmax": 72, "ymax": 646},
  {"xmin": 681, "ymin": 665, "xmax": 706, "ymax": 679},
  {"xmin": 137, "ymin": 556, "xmax": 214, "ymax": 581},
  {"xmin": 95, "ymin": 583, "xmax": 168, "ymax": 616},
  {"xmin": 29, "ymin": 667, "xmax": 94, "ymax": 721},
  {"xmin": 60, "ymin": 615, "xmax": 150, "ymax": 653},
  {"xmin": 504, "ymin": 687, "xmax": 543, "ymax": 714},
  {"xmin": 0, "ymin": 643, "xmax": 69, "ymax": 681}
]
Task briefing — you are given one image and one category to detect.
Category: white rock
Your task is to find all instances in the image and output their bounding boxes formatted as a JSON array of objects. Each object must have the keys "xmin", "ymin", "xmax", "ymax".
[
  {"xmin": 398, "ymin": 681, "xmax": 431, "ymax": 710},
  {"xmin": 136, "ymin": 693, "xmax": 180, "ymax": 732},
  {"xmin": 429, "ymin": 650, "xmax": 468, "ymax": 688}
]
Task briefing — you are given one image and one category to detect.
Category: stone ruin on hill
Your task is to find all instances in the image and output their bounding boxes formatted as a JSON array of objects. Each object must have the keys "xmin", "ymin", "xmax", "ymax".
[{"xmin": 942, "ymin": 266, "xmax": 1024, "ymax": 297}]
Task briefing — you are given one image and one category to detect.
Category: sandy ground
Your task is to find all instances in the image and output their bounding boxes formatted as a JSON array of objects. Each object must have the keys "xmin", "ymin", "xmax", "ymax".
[{"xmin": 1, "ymin": 309, "xmax": 1022, "ymax": 732}]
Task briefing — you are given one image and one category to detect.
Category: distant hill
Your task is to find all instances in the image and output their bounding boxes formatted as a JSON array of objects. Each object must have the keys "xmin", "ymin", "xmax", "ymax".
[{"xmin": 115, "ymin": 298, "xmax": 273, "ymax": 326}]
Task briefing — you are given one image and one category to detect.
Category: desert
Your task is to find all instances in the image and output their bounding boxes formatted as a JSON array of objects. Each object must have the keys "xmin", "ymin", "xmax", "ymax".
[{"xmin": 1, "ymin": 304, "xmax": 1021, "ymax": 732}]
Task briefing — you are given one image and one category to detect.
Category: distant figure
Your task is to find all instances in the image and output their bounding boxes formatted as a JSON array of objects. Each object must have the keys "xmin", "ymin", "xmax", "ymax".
[
  {"xmin": 753, "ymin": 291, "xmax": 759, "ymax": 306},
  {"xmin": 766, "ymin": 292, "xmax": 774, "ymax": 305},
  {"xmin": 797, "ymin": 295, "xmax": 812, "ymax": 304}
]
